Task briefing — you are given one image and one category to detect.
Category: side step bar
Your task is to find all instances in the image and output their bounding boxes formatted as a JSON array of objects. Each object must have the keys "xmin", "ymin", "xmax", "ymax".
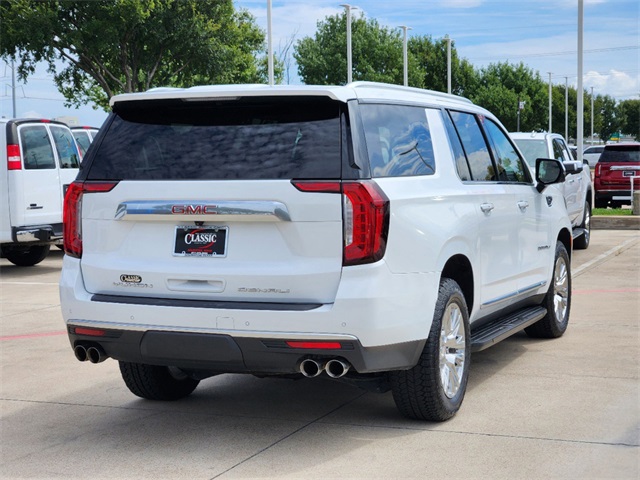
[
  {"xmin": 470, "ymin": 306, "xmax": 547, "ymax": 352},
  {"xmin": 572, "ymin": 227, "xmax": 587, "ymax": 240}
]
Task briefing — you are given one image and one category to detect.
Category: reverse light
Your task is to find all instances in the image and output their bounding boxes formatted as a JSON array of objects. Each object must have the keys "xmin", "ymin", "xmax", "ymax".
[{"xmin": 64, "ymin": 181, "xmax": 118, "ymax": 258}]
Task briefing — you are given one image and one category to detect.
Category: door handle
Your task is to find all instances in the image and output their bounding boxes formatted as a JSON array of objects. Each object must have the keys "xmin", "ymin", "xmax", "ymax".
[
  {"xmin": 517, "ymin": 201, "xmax": 529, "ymax": 211},
  {"xmin": 27, "ymin": 204, "xmax": 43, "ymax": 210},
  {"xmin": 480, "ymin": 203, "xmax": 494, "ymax": 213}
]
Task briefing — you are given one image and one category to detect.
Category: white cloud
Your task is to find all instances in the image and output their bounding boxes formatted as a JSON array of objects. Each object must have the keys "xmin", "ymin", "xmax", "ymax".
[
  {"xmin": 584, "ymin": 70, "xmax": 640, "ymax": 100},
  {"xmin": 440, "ymin": 0, "xmax": 483, "ymax": 8}
]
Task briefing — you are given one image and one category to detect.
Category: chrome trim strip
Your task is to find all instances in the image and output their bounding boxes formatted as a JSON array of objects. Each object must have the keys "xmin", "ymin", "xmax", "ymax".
[
  {"xmin": 115, "ymin": 200, "xmax": 291, "ymax": 222},
  {"xmin": 481, "ymin": 281, "xmax": 547, "ymax": 308},
  {"xmin": 68, "ymin": 319, "xmax": 358, "ymax": 341}
]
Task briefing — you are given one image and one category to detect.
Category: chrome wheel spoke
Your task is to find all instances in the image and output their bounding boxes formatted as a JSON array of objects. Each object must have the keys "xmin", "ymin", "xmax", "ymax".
[{"xmin": 439, "ymin": 303, "xmax": 466, "ymax": 399}]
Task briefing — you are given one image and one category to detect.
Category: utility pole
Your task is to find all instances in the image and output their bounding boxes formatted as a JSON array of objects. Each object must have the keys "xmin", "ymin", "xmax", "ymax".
[
  {"xmin": 548, "ymin": 72, "xmax": 553, "ymax": 132},
  {"xmin": 340, "ymin": 4, "xmax": 357, "ymax": 84},
  {"xmin": 11, "ymin": 60, "xmax": 17, "ymax": 118},
  {"xmin": 399, "ymin": 26, "xmax": 411, "ymax": 86}
]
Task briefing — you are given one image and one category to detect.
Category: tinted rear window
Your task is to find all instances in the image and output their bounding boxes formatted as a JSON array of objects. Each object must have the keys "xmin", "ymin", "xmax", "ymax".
[
  {"xmin": 86, "ymin": 97, "xmax": 343, "ymax": 180},
  {"xmin": 599, "ymin": 145, "xmax": 640, "ymax": 163}
]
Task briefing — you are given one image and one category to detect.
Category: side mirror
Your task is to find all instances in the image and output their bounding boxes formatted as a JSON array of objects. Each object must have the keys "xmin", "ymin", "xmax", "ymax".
[
  {"xmin": 564, "ymin": 160, "xmax": 584, "ymax": 174},
  {"xmin": 535, "ymin": 158, "xmax": 565, "ymax": 193}
]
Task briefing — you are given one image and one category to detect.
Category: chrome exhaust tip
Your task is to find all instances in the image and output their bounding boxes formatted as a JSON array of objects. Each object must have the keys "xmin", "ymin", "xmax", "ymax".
[
  {"xmin": 299, "ymin": 359, "xmax": 323, "ymax": 378},
  {"xmin": 325, "ymin": 359, "xmax": 350, "ymax": 378},
  {"xmin": 87, "ymin": 345, "xmax": 108, "ymax": 364},
  {"xmin": 74, "ymin": 344, "xmax": 88, "ymax": 362}
]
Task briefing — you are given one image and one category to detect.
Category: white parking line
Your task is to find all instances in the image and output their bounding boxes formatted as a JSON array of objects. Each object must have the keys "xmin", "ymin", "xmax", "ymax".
[{"xmin": 573, "ymin": 237, "xmax": 640, "ymax": 277}]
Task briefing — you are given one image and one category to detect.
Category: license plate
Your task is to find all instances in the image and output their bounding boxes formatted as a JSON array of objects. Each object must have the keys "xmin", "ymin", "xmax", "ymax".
[
  {"xmin": 623, "ymin": 171, "xmax": 635, "ymax": 177},
  {"xmin": 174, "ymin": 226, "xmax": 228, "ymax": 257}
]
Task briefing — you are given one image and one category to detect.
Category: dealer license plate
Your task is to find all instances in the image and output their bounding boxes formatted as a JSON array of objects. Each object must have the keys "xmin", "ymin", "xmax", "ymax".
[
  {"xmin": 623, "ymin": 170, "xmax": 635, "ymax": 177},
  {"xmin": 174, "ymin": 226, "xmax": 228, "ymax": 257}
]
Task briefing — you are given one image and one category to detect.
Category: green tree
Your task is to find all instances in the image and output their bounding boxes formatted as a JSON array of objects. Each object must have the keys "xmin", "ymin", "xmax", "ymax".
[
  {"xmin": 294, "ymin": 12, "xmax": 424, "ymax": 86},
  {"xmin": 466, "ymin": 62, "xmax": 547, "ymax": 131},
  {"xmin": 618, "ymin": 99, "xmax": 640, "ymax": 140},
  {"xmin": 594, "ymin": 94, "xmax": 619, "ymax": 142},
  {"xmin": 1, "ymin": 0, "xmax": 268, "ymax": 110},
  {"xmin": 408, "ymin": 36, "xmax": 476, "ymax": 96}
]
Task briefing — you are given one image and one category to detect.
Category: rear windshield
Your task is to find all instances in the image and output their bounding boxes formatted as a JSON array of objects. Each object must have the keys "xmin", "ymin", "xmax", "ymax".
[
  {"xmin": 86, "ymin": 97, "xmax": 343, "ymax": 180},
  {"xmin": 599, "ymin": 145, "xmax": 640, "ymax": 163}
]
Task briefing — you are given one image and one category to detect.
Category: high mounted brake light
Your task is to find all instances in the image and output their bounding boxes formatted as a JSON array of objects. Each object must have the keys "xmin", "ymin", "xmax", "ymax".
[
  {"xmin": 63, "ymin": 181, "xmax": 118, "ymax": 258},
  {"xmin": 291, "ymin": 180, "xmax": 390, "ymax": 266}
]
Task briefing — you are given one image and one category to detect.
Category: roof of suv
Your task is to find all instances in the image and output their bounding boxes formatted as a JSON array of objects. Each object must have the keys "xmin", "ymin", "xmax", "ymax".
[
  {"xmin": 109, "ymin": 82, "xmax": 475, "ymax": 110},
  {"xmin": 509, "ymin": 131, "xmax": 562, "ymax": 141}
]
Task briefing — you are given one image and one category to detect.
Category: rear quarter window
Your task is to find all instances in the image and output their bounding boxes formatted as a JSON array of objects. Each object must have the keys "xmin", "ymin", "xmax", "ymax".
[
  {"xmin": 86, "ymin": 97, "xmax": 343, "ymax": 181},
  {"xmin": 360, "ymin": 104, "xmax": 436, "ymax": 177}
]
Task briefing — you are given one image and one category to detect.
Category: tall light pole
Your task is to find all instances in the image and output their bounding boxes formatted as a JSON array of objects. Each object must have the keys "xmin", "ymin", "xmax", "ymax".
[
  {"xmin": 548, "ymin": 72, "xmax": 553, "ymax": 132},
  {"xmin": 565, "ymin": 77, "xmax": 569, "ymax": 141},
  {"xmin": 340, "ymin": 4, "xmax": 357, "ymax": 84},
  {"xmin": 591, "ymin": 86, "xmax": 594, "ymax": 144},
  {"xmin": 399, "ymin": 26, "xmax": 411, "ymax": 86},
  {"xmin": 577, "ymin": 0, "xmax": 584, "ymax": 160},
  {"xmin": 445, "ymin": 35, "xmax": 452, "ymax": 94},
  {"xmin": 267, "ymin": 0, "xmax": 274, "ymax": 86}
]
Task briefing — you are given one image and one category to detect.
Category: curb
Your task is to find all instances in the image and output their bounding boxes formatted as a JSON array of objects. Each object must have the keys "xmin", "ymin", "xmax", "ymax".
[{"xmin": 591, "ymin": 215, "xmax": 640, "ymax": 230}]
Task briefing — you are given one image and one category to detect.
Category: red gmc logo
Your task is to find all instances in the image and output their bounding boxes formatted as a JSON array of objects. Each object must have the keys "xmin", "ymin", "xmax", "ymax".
[{"xmin": 171, "ymin": 205, "xmax": 218, "ymax": 214}]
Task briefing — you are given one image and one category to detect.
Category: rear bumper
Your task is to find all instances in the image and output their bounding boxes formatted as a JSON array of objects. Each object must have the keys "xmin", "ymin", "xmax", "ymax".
[
  {"xmin": 60, "ymin": 256, "xmax": 439, "ymax": 374},
  {"xmin": 12, "ymin": 223, "xmax": 63, "ymax": 243},
  {"xmin": 66, "ymin": 326, "xmax": 424, "ymax": 374},
  {"xmin": 594, "ymin": 188, "xmax": 632, "ymax": 202}
]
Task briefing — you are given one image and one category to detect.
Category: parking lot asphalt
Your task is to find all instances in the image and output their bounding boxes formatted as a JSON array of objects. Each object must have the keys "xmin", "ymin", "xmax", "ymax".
[{"xmin": 1, "ymin": 230, "xmax": 639, "ymax": 480}]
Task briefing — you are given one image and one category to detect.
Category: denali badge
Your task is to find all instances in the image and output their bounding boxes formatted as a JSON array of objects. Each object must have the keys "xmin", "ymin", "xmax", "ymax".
[{"xmin": 120, "ymin": 274, "xmax": 142, "ymax": 283}]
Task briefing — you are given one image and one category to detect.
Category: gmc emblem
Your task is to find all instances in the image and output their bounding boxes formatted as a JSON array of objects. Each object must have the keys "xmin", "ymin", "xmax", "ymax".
[{"xmin": 171, "ymin": 205, "xmax": 218, "ymax": 214}]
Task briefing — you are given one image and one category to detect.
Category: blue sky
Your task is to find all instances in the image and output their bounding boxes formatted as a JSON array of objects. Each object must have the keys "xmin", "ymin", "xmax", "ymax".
[{"xmin": 0, "ymin": 0, "xmax": 637, "ymax": 126}]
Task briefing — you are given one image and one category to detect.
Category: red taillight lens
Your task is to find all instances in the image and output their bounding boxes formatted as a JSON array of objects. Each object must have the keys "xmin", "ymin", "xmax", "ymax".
[
  {"xmin": 63, "ymin": 181, "xmax": 118, "ymax": 258},
  {"xmin": 7, "ymin": 144, "xmax": 22, "ymax": 170},
  {"xmin": 342, "ymin": 181, "xmax": 389, "ymax": 266}
]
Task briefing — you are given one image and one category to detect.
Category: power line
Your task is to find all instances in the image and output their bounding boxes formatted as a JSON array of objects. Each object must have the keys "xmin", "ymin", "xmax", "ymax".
[{"xmin": 470, "ymin": 45, "xmax": 638, "ymax": 61}]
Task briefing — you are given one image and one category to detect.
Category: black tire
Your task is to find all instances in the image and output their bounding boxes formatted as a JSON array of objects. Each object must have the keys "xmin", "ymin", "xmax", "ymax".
[
  {"xmin": 573, "ymin": 201, "xmax": 590, "ymax": 250},
  {"xmin": 4, "ymin": 245, "xmax": 51, "ymax": 266},
  {"xmin": 594, "ymin": 197, "xmax": 607, "ymax": 209},
  {"xmin": 119, "ymin": 362, "xmax": 200, "ymax": 400},
  {"xmin": 389, "ymin": 278, "xmax": 470, "ymax": 421},
  {"xmin": 525, "ymin": 242, "xmax": 571, "ymax": 339}
]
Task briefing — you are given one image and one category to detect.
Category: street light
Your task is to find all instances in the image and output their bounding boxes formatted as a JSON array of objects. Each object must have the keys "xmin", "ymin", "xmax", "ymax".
[
  {"xmin": 591, "ymin": 86, "xmax": 594, "ymax": 145},
  {"xmin": 340, "ymin": 4, "xmax": 358, "ymax": 84},
  {"xmin": 565, "ymin": 77, "xmax": 569, "ymax": 141},
  {"xmin": 445, "ymin": 35, "xmax": 452, "ymax": 94},
  {"xmin": 548, "ymin": 71, "xmax": 553, "ymax": 132},
  {"xmin": 267, "ymin": 0, "xmax": 274, "ymax": 86},
  {"xmin": 399, "ymin": 26, "xmax": 411, "ymax": 87},
  {"xmin": 577, "ymin": 0, "xmax": 584, "ymax": 161}
]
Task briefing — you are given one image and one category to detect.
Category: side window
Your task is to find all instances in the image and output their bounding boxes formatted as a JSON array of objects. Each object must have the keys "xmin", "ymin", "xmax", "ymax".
[
  {"xmin": 51, "ymin": 126, "xmax": 80, "ymax": 168},
  {"xmin": 20, "ymin": 125, "xmax": 56, "ymax": 170},
  {"xmin": 553, "ymin": 138, "xmax": 572, "ymax": 163},
  {"xmin": 360, "ymin": 104, "xmax": 435, "ymax": 178},
  {"xmin": 483, "ymin": 119, "xmax": 529, "ymax": 183},
  {"xmin": 442, "ymin": 110, "xmax": 471, "ymax": 181},
  {"xmin": 551, "ymin": 139, "xmax": 566, "ymax": 162},
  {"xmin": 448, "ymin": 111, "xmax": 495, "ymax": 181},
  {"xmin": 73, "ymin": 131, "xmax": 91, "ymax": 156}
]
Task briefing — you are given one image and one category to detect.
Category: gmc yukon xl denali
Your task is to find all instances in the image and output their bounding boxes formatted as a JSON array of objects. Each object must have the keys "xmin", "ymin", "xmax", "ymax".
[{"xmin": 60, "ymin": 83, "xmax": 572, "ymax": 421}]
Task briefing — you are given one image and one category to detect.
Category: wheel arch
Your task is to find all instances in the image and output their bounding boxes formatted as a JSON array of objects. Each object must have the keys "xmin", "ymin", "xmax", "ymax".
[
  {"xmin": 440, "ymin": 254, "xmax": 474, "ymax": 318},
  {"xmin": 557, "ymin": 228, "xmax": 572, "ymax": 260}
]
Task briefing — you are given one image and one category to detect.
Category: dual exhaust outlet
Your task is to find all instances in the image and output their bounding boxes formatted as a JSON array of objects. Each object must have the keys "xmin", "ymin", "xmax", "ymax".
[
  {"xmin": 74, "ymin": 344, "xmax": 108, "ymax": 364},
  {"xmin": 299, "ymin": 358, "xmax": 350, "ymax": 378}
]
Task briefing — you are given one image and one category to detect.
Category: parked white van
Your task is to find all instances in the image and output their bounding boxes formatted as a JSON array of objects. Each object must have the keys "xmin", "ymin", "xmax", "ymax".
[{"xmin": 1, "ymin": 118, "xmax": 81, "ymax": 266}]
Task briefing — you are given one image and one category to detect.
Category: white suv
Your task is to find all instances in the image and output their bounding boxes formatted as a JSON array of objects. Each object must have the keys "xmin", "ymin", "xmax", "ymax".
[
  {"xmin": 511, "ymin": 132, "xmax": 592, "ymax": 250},
  {"xmin": 60, "ymin": 83, "xmax": 572, "ymax": 421}
]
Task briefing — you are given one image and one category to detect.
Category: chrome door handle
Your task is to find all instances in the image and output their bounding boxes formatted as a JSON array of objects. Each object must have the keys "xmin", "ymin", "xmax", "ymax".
[
  {"xmin": 480, "ymin": 203, "xmax": 494, "ymax": 213},
  {"xmin": 517, "ymin": 201, "xmax": 529, "ymax": 211}
]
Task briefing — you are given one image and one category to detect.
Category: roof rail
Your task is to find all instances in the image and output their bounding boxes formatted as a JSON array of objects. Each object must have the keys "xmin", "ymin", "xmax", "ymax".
[{"xmin": 348, "ymin": 81, "xmax": 473, "ymax": 104}]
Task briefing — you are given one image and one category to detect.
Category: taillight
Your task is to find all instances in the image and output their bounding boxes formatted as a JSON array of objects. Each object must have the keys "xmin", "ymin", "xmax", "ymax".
[
  {"xmin": 342, "ymin": 181, "xmax": 389, "ymax": 265},
  {"xmin": 7, "ymin": 144, "xmax": 22, "ymax": 170},
  {"xmin": 63, "ymin": 181, "xmax": 118, "ymax": 258},
  {"xmin": 291, "ymin": 180, "xmax": 390, "ymax": 266}
]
